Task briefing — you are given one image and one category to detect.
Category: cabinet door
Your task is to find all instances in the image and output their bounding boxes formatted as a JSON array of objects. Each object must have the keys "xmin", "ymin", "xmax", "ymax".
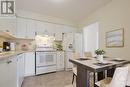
[
  {"xmin": 16, "ymin": 18, "xmax": 27, "ymax": 38},
  {"xmin": 65, "ymin": 52, "xmax": 73, "ymax": 70},
  {"xmin": 25, "ymin": 52, "xmax": 35, "ymax": 76},
  {"xmin": 0, "ymin": 60, "xmax": 9, "ymax": 87},
  {"xmin": 55, "ymin": 33, "xmax": 63, "ymax": 41},
  {"xmin": 8, "ymin": 58, "xmax": 17, "ymax": 87},
  {"xmin": 0, "ymin": 57, "xmax": 17, "ymax": 87},
  {"xmin": 63, "ymin": 33, "xmax": 74, "ymax": 51},
  {"xmin": 21, "ymin": 54, "xmax": 25, "ymax": 83},
  {"xmin": 35, "ymin": 21, "xmax": 45, "ymax": 34},
  {"xmin": 26, "ymin": 20, "xmax": 36, "ymax": 39},
  {"xmin": 17, "ymin": 54, "xmax": 25, "ymax": 87},
  {"xmin": 60, "ymin": 53, "xmax": 64, "ymax": 69},
  {"xmin": 0, "ymin": 17, "xmax": 17, "ymax": 36},
  {"xmin": 57, "ymin": 52, "xmax": 64, "ymax": 71}
]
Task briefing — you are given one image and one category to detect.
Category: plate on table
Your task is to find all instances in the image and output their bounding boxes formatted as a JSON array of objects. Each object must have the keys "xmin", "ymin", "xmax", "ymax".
[
  {"xmin": 93, "ymin": 62, "xmax": 112, "ymax": 66},
  {"xmin": 93, "ymin": 61, "xmax": 112, "ymax": 66},
  {"xmin": 111, "ymin": 58, "xmax": 126, "ymax": 62},
  {"xmin": 77, "ymin": 58, "xmax": 91, "ymax": 61}
]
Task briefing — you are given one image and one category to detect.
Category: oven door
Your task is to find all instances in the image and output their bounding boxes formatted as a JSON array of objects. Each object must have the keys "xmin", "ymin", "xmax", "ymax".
[{"xmin": 36, "ymin": 52, "xmax": 56, "ymax": 67}]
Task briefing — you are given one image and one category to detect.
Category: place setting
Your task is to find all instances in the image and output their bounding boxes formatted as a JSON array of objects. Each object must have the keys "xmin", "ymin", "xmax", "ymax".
[
  {"xmin": 93, "ymin": 61, "xmax": 112, "ymax": 66},
  {"xmin": 110, "ymin": 58, "xmax": 126, "ymax": 62}
]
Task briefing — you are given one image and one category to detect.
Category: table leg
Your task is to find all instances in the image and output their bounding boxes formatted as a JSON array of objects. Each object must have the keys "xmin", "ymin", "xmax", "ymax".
[
  {"xmin": 107, "ymin": 68, "xmax": 115, "ymax": 77},
  {"xmin": 93, "ymin": 73, "xmax": 96, "ymax": 87},
  {"xmin": 76, "ymin": 66, "xmax": 90, "ymax": 87},
  {"xmin": 97, "ymin": 71, "xmax": 105, "ymax": 81}
]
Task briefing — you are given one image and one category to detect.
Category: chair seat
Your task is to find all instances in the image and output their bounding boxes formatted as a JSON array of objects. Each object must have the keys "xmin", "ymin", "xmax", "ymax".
[
  {"xmin": 72, "ymin": 67, "xmax": 77, "ymax": 75},
  {"xmin": 95, "ymin": 77, "xmax": 112, "ymax": 87}
]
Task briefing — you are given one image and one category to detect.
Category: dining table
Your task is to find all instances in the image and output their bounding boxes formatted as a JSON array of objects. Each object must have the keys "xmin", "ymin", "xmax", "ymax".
[{"xmin": 69, "ymin": 57, "xmax": 130, "ymax": 87}]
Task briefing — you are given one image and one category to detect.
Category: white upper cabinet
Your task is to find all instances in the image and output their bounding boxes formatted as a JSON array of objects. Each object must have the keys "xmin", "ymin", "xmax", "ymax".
[
  {"xmin": 35, "ymin": 21, "xmax": 55, "ymax": 36},
  {"xmin": 17, "ymin": 17, "xmax": 36, "ymax": 39},
  {"xmin": 16, "ymin": 18, "xmax": 27, "ymax": 38},
  {"xmin": 54, "ymin": 24, "xmax": 76, "ymax": 41},
  {"xmin": 26, "ymin": 20, "xmax": 36, "ymax": 39},
  {"xmin": 55, "ymin": 33, "xmax": 63, "ymax": 41},
  {"xmin": 35, "ymin": 21, "xmax": 45, "ymax": 34},
  {"xmin": 0, "ymin": 17, "xmax": 17, "ymax": 36},
  {"xmin": 16, "ymin": 17, "xmax": 77, "ymax": 39}
]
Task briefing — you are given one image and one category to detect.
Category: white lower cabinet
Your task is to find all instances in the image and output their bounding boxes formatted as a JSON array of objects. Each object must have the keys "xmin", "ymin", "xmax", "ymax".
[
  {"xmin": 0, "ymin": 57, "xmax": 17, "ymax": 87},
  {"xmin": 0, "ymin": 60, "xmax": 8, "ymax": 87},
  {"xmin": 24, "ymin": 52, "xmax": 35, "ymax": 76},
  {"xmin": 10, "ymin": 57, "xmax": 18, "ymax": 87},
  {"xmin": 0, "ymin": 53, "xmax": 25, "ymax": 87},
  {"xmin": 65, "ymin": 52, "xmax": 73, "ymax": 71},
  {"xmin": 17, "ymin": 53, "xmax": 25, "ymax": 87},
  {"xmin": 56, "ymin": 52, "xmax": 65, "ymax": 71}
]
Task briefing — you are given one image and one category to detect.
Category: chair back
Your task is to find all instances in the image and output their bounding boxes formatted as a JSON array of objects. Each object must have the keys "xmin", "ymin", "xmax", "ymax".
[
  {"xmin": 72, "ymin": 52, "xmax": 80, "ymax": 67},
  {"xmin": 126, "ymin": 64, "xmax": 130, "ymax": 86},
  {"xmin": 72, "ymin": 52, "xmax": 80, "ymax": 59},
  {"xmin": 108, "ymin": 65, "xmax": 130, "ymax": 87},
  {"xmin": 84, "ymin": 52, "xmax": 92, "ymax": 58}
]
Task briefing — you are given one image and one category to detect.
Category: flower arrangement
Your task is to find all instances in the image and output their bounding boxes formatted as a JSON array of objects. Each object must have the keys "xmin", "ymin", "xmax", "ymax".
[{"xmin": 95, "ymin": 49, "xmax": 105, "ymax": 55}]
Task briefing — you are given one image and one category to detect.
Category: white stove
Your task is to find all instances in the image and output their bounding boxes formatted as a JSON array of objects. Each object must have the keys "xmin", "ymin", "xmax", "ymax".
[
  {"xmin": 35, "ymin": 46, "xmax": 57, "ymax": 75},
  {"xmin": 35, "ymin": 34, "xmax": 57, "ymax": 75},
  {"xmin": 35, "ymin": 51, "xmax": 57, "ymax": 75}
]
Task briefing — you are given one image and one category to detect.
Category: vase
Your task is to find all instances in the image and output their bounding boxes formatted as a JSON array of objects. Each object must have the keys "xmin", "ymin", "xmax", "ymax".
[{"xmin": 97, "ymin": 55, "xmax": 104, "ymax": 63}]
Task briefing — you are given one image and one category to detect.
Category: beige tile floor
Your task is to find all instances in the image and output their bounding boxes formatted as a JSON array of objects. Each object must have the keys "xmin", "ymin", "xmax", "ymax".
[{"xmin": 22, "ymin": 71, "xmax": 76, "ymax": 87}]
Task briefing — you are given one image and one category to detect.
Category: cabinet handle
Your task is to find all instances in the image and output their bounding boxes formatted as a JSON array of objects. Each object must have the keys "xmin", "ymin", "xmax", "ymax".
[{"xmin": 7, "ymin": 61, "xmax": 12, "ymax": 64}]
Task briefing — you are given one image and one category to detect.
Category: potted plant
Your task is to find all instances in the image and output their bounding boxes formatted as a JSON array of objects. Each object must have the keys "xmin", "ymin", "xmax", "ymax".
[{"xmin": 95, "ymin": 49, "xmax": 105, "ymax": 63}]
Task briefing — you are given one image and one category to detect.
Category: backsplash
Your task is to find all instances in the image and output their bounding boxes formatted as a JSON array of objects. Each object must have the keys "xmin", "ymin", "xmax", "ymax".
[
  {"xmin": 15, "ymin": 39, "xmax": 35, "ymax": 51},
  {"xmin": 0, "ymin": 37, "xmax": 6, "ymax": 47}
]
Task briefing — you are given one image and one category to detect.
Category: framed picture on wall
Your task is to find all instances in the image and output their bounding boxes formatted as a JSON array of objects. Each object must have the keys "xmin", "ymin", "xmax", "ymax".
[{"xmin": 106, "ymin": 28, "xmax": 124, "ymax": 47}]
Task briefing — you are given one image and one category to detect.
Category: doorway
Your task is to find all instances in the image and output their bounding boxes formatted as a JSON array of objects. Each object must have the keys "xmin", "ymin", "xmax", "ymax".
[{"xmin": 83, "ymin": 22, "xmax": 99, "ymax": 56}]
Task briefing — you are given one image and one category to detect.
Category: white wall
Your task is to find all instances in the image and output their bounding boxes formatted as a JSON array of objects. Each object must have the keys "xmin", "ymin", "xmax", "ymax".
[
  {"xmin": 74, "ymin": 33, "xmax": 83, "ymax": 56},
  {"xmin": 80, "ymin": 0, "xmax": 130, "ymax": 60},
  {"xmin": 83, "ymin": 22, "xmax": 99, "ymax": 56}
]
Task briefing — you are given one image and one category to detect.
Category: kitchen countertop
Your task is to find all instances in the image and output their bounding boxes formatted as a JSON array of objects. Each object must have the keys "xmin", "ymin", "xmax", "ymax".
[
  {"xmin": 0, "ymin": 51, "xmax": 32, "ymax": 61},
  {"xmin": 0, "ymin": 50, "xmax": 66, "ymax": 61},
  {"xmin": 35, "ymin": 50, "xmax": 65, "ymax": 52}
]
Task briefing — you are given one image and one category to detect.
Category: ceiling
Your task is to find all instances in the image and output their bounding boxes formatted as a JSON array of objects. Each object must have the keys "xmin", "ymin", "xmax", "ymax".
[{"xmin": 16, "ymin": 0, "xmax": 111, "ymax": 22}]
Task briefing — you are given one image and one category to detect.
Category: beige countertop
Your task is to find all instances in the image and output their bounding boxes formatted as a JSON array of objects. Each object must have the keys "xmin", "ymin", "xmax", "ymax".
[
  {"xmin": 0, "ymin": 51, "xmax": 33, "ymax": 61},
  {"xmin": 0, "ymin": 50, "xmax": 66, "ymax": 61}
]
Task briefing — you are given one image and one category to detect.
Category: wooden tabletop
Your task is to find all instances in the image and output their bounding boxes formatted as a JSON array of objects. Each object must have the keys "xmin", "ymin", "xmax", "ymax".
[{"xmin": 69, "ymin": 58, "xmax": 130, "ymax": 72}]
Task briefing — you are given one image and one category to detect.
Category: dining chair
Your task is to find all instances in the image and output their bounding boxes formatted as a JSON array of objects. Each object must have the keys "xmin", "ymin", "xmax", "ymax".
[
  {"xmin": 71, "ymin": 52, "xmax": 80, "ymax": 84},
  {"xmin": 95, "ymin": 65, "xmax": 130, "ymax": 87},
  {"xmin": 126, "ymin": 64, "xmax": 130, "ymax": 87},
  {"xmin": 84, "ymin": 52, "xmax": 92, "ymax": 58}
]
